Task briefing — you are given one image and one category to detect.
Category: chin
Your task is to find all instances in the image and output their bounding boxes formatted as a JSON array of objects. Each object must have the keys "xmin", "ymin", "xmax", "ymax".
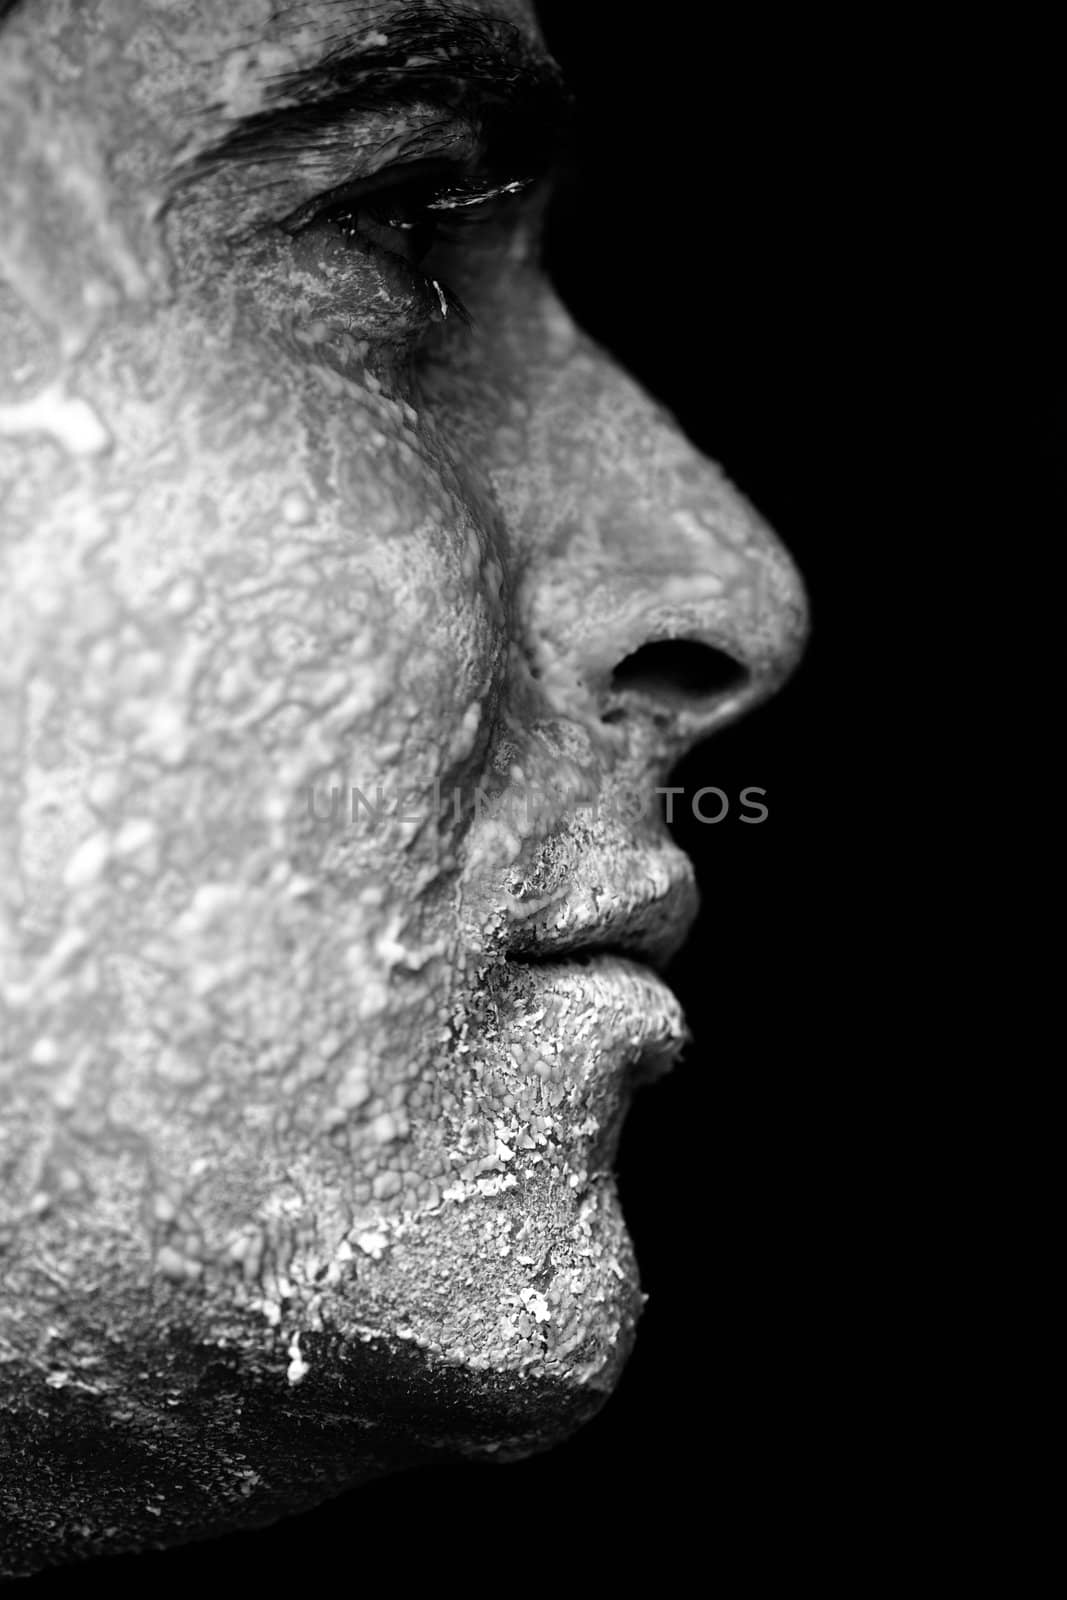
[{"xmin": 346, "ymin": 1164, "xmax": 646, "ymax": 1441}]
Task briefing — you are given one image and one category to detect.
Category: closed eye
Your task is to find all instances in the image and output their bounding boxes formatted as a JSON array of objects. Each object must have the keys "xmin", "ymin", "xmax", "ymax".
[{"xmin": 286, "ymin": 164, "xmax": 536, "ymax": 326}]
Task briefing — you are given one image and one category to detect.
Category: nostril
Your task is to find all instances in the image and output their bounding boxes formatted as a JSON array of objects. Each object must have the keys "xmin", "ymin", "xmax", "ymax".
[{"xmin": 608, "ymin": 638, "xmax": 749, "ymax": 711}]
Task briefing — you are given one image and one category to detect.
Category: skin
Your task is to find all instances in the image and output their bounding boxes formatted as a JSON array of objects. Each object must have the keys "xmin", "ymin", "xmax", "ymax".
[{"xmin": 0, "ymin": 0, "xmax": 807, "ymax": 1575}]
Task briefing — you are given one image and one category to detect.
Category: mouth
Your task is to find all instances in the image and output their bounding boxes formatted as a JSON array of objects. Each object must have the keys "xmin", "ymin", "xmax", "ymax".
[{"xmin": 484, "ymin": 846, "xmax": 699, "ymax": 1169}]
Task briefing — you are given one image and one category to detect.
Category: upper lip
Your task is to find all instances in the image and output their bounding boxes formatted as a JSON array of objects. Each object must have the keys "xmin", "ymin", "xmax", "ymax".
[{"xmin": 502, "ymin": 840, "xmax": 700, "ymax": 973}]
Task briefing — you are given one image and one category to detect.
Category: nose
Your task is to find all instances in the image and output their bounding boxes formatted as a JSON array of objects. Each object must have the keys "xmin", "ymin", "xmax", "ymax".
[{"xmin": 508, "ymin": 296, "xmax": 807, "ymax": 767}]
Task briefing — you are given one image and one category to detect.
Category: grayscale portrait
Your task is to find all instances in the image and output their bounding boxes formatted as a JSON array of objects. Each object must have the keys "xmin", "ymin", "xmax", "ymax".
[{"xmin": 0, "ymin": 0, "xmax": 808, "ymax": 1576}]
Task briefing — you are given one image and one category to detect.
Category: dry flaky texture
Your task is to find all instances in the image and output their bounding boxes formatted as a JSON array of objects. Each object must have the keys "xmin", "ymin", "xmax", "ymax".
[{"xmin": 0, "ymin": 0, "xmax": 807, "ymax": 1575}]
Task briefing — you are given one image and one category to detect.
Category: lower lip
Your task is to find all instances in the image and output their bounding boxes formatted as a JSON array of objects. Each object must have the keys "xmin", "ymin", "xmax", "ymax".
[
  {"xmin": 505, "ymin": 951, "xmax": 687, "ymax": 1071},
  {"xmin": 485, "ymin": 953, "xmax": 688, "ymax": 1167}
]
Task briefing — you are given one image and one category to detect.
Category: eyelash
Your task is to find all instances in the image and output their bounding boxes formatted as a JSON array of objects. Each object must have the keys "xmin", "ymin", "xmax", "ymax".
[{"xmin": 292, "ymin": 169, "xmax": 531, "ymax": 327}]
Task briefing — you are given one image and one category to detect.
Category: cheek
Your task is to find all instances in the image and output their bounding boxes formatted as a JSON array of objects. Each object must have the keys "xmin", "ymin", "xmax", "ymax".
[
  {"xmin": 71, "ymin": 296, "xmax": 511, "ymax": 822},
  {"xmin": 8, "ymin": 312, "xmax": 511, "ymax": 1278}
]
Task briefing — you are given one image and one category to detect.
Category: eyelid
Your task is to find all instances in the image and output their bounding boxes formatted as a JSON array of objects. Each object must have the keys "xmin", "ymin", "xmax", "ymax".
[
  {"xmin": 281, "ymin": 156, "xmax": 468, "ymax": 235},
  {"xmin": 283, "ymin": 151, "xmax": 543, "ymax": 240},
  {"xmin": 423, "ymin": 177, "xmax": 533, "ymax": 212}
]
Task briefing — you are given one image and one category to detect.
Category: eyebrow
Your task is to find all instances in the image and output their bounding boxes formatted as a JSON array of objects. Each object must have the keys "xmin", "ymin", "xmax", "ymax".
[{"xmin": 191, "ymin": 5, "xmax": 572, "ymax": 187}]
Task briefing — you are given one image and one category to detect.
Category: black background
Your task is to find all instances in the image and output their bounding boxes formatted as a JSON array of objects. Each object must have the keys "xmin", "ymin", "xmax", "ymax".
[{"xmin": 24, "ymin": 6, "xmax": 863, "ymax": 1588}]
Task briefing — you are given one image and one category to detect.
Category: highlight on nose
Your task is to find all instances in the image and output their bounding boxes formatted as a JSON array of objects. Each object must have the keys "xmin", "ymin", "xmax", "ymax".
[{"xmin": 605, "ymin": 637, "xmax": 750, "ymax": 719}]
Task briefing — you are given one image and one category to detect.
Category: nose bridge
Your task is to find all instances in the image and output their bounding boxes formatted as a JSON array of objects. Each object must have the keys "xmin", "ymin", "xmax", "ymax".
[{"xmin": 514, "ymin": 323, "xmax": 809, "ymax": 748}]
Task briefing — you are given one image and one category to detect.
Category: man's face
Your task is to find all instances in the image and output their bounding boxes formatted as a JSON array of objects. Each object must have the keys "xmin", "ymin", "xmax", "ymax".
[{"xmin": 0, "ymin": 0, "xmax": 806, "ymax": 1569}]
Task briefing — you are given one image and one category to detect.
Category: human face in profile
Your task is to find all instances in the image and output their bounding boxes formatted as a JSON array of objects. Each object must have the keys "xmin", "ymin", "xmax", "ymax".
[{"xmin": 0, "ymin": 0, "xmax": 806, "ymax": 1573}]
